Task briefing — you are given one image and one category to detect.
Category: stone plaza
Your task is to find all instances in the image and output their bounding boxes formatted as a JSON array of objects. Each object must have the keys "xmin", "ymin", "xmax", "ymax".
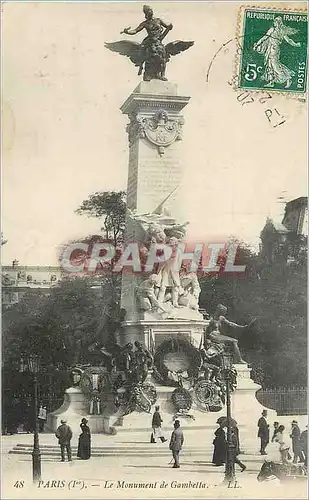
[{"xmin": 2, "ymin": 417, "xmax": 308, "ymax": 499}]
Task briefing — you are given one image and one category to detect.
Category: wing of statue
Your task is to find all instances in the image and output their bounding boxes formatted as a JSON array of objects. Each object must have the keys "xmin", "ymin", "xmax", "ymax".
[
  {"xmin": 104, "ymin": 40, "xmax": 143, "ymax": 67},
  {"xmin": 165, "ymin": 40, "xmax": 194, "ymax": 61}
]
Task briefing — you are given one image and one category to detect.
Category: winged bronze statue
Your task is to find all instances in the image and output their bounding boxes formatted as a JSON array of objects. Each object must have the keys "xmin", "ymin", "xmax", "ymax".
[{"xmin": 105, "ymin": 5, "xmax": 194, "ymax": 82}]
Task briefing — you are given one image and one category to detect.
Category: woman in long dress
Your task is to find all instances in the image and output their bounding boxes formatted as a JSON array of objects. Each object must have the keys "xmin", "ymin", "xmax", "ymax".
[
  {"xmin": 274, "ymin": 425, "xmax": 291, "ymax": 464},
  {"xmin": 77, "ymin": 418, "xmax": 91, "ymax": 460},
  {"xmin": 253, "ymin": 16, "xmax": 301, "ymax": 88},
  {"xmin": 212, "ymin": 422, "xmax": 227, "ymax": 466}
]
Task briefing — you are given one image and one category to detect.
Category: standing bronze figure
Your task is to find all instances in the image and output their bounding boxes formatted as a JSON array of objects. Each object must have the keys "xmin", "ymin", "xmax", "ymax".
[{"xmin": 105, "ymin": 5, "xmax": 194, "ymax": 81}]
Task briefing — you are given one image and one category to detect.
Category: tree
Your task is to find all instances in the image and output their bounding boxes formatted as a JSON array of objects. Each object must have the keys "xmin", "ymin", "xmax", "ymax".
[
  {"xmin": 2, "ymin": 277, "xmax": 120, "ymax": 370},
  {"xmin": 75, "ymin": 191, "xmax": 126, "ymax": 246},
  {"xmin": 73, "ymin": 190, "xmax": 127, "ymax": 334},
  {"xmin": 199, "ymin": 239, "xmax": 307, "ymax": 387}
]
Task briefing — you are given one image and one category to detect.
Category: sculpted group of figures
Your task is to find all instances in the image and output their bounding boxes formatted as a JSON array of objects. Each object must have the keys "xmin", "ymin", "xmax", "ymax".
[
  {"xmin": 126, "ymin": 206, "xmax": 200, "ymax": 315},
  {"xmin": 137, "ymin": 270, "xmax": 200, "ymax": 315},
  {"xmin": 71, "ymin": 303, "xmax": 256, "ymax": 418}
]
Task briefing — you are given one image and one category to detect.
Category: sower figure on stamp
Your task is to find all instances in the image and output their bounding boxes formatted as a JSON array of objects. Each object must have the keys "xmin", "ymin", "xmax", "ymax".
[
  {"xmin": 169, "ymin": 420, "xmax": 184, "ymax": 468},
  {"xmin": 257, "ymin": 410, "xmax": 270, "ymax": 456},
  {"xmin": 55, "ymin": 419, "xmax": 73, "ymax": 462},
  {"xmin": 253, "ymin": 16, "xmax": 301, "ymax": 89},
  {"xmin": 205, "ymin": 304, "xmax": 257, "ymax": 364}
]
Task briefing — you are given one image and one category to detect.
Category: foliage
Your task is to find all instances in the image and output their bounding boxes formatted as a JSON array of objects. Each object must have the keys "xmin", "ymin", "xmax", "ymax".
[
  {"xmin": 75, "ymin": 191, "xmax": 126, "ymax": 245},
  {"xmin": 2, "ymin": 277, "xmax": 121, "ymax": 370},
  {"xmin": 199, "ymin": 239, "xmax": 307, "ymax": 387}
]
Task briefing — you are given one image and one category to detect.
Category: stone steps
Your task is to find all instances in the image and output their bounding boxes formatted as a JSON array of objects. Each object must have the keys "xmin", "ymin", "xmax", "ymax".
[{"xmin": 9, "ymin": 442, "xmax": 260, "ymax": 458}]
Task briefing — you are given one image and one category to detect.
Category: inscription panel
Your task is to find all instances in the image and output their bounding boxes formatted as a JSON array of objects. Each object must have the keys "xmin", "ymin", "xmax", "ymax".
[{"xmin": 136, "ymin": 140, "xmax": 183, "ymax": 213}]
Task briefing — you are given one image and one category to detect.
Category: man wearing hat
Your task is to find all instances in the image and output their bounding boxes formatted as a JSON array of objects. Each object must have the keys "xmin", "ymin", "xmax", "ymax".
[
  {"xmin": 257, "ymin": 410, "xmax": 269, "ymax": 455},
  {"xmin": 55, "ymin": 419, "xmax": 73, "ymax": 462},
  {"xmin": 169, "ymin": 420, "xmax": 184, "ymax": 468},
  {"xmin": 290, "ymin": 420, "xmax": 301, "ymax": 464},
  {"xmin": 300, "ymin": 425, "xmax": 307, "ymax": 467}
]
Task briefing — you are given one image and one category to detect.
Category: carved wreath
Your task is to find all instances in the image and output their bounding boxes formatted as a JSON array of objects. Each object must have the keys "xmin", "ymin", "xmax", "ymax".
[{"xmin": 127, "ymin": 110, "xmax": 183, "ymax": 155}]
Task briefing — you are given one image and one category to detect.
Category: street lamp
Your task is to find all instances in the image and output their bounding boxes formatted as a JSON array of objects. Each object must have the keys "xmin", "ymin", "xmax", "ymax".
[
  {"xmin": 222, "ymin": 352, "xmax": 236, "ymax": 485},
  {"xmin": 27, "ymin": 354, "xmax": 41, "ymax": 483}
]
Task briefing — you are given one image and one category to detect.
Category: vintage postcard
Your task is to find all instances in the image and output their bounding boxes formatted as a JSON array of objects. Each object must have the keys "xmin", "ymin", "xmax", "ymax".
[{"xmin": 1, "ymin": 2, "xmax": 308, "ymax": 500}]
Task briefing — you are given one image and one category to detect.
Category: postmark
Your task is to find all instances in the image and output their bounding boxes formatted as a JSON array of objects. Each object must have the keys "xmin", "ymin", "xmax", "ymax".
[{"xmin": 237, "ymin": 7, "xmax": 308, "ymax": 93}]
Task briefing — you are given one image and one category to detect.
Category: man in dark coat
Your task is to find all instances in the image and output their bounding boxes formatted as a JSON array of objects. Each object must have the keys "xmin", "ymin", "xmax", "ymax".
[
  {"xmin": 169, "ymin": 420, "xmax": 184, "ymax": 468},
  {"xmin": 290, "ymin": 420, "xmax": 301, "ymax": 464},
  {"xmin": 300, "ymin": 426, "xmax": 307, "ymax": 467},
  {"xmin": 231, "ymin": 428, "xmax": 246, "ymax": 472},
  {"xmin": 55, "ymin": 419, "xmax": 73, "ymax": 462},
  {"xmin": 257, "ymin": 410, "xmax": 269, "ymax": 455},
  {"xmin": 151, "ymin": 405, "xmax": 167, "ymax": 443}
]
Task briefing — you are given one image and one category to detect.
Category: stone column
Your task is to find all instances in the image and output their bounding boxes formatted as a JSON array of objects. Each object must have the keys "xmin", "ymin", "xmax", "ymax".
[{"xmin": 120, "ymin": 81, "xmax": 191, "ymax": 336}]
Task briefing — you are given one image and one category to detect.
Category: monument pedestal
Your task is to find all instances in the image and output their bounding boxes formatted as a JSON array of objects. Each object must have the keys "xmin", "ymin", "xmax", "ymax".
[
  {"xmin": 46, "ymin": 387, "xmax": 111, "ymax": 435},
  {"xmin": 119, "ymin": 316, "xmax": 205, "ymax": 350},
  {"xmin": 230, "ymin": 363, "xmax": 277, "ymax": 423},
  {"xmin": 110, "ymin": 364, "xmax": 276, "ymax": 433}
]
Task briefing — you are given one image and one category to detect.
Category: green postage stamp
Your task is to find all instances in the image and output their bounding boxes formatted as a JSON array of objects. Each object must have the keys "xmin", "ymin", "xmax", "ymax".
[{"xmin": 238, "ymin": 8, "xmax": 308, "ymax": 93}]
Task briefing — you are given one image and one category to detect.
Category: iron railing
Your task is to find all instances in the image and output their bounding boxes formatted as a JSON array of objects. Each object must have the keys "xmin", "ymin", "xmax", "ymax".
[{"xmin": 256, "ymin": 387, "xmax": 307, "ymax": 415}]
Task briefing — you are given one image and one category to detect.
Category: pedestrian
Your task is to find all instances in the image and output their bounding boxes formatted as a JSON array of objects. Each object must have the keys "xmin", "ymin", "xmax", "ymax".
[
  {"xmin": 24, "ymin": 401, "xmax": 35, "ymax": 433},
  {"xmin": 257, "ymin": 410, "xmax": 270, "ymax": 455},
  {"xmin": 7, "ymin": 398, "xmax": 19, "ymax": 435},
  {"xmin": 231, "ymin": 428, "xmax": 246, "ymax": 472},
  {"xmin": 271, "ymin": 421, "xmax": 280, "ymax": 442},
  {"xmin": 274, "ymin": 425, "xmax": 290, "ymax": 465},
  {"xmin": 151, "ymin": 406, "xmax": 167, "ymax": 443},
  {"xmin": 290, "ymin": 420, "xmax": 301, "ymax": 464},
  {"xmin": 300, "ymin": 425, "xmax": 307, "ymax": 467},
  {"xmin": 169, "ymin": 420, "xmax": 184, "ymax": 468},
  {"xmin": 77, "ymin": 418, "xmax": 91, "ymax": 460},
  {"xmin": 38, "ymin": 404, "xmax": 47, "ymax": 433},
  {"xmin": 212, "ymin": 420, "xmax": 227, "ymax": 466},
  {"xmin": 55, "ymin": 419, "xmax": 73, "ymax": 462},
  {"xmin": 232, "ymin": 424, "xmax": 242, "ymax": 454}
]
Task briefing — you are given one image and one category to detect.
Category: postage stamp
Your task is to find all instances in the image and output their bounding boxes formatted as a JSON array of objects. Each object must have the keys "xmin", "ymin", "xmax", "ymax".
[{"xmin": 237, "ymin": 8, "xmax": 308, "ymax": 93}]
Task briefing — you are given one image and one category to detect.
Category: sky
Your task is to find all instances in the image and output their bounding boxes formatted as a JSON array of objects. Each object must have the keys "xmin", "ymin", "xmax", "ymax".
[{"xmin": 2, "ymin": 1, "xmax": 307, "ymax": 265}]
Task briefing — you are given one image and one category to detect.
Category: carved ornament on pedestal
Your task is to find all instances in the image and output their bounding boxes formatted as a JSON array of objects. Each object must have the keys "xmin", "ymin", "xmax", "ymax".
[{"xmin": 127, "ymin": 109, "xmax": 184, "ymax": 155}]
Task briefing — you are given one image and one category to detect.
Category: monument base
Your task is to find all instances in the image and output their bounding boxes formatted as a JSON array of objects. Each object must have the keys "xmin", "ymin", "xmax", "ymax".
[
  {"xmin": 230, "ymin": 363, "xmax": 277, "ymax": 423},
  {"xmin": 47, "ymin": 364, "xmax": 276, "ymax": 436},
  {"xmin": 46, "ymin": 387, "xmax": 112, "ymax": 435},
  {"xmin": 110, "ymin": 364, "xmax": 277, "ymax": 432},
  {"xmin": 120, "ymin": 317, "xmax": 205, "ymax": 350}
]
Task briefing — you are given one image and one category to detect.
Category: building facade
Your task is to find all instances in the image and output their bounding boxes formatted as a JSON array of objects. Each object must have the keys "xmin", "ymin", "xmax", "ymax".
[
  {"xmin": 2, "ymin": 261, "xmax": 62, "ymax": 307},
  {"xmin": 260, "ymin": 197, "xmax": 308, "ymax": 264}
]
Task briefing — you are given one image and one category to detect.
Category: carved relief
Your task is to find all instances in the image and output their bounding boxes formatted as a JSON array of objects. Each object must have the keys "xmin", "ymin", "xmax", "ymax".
[{"xmin": 127, "ymin": 110, "xmax": 184, "ymax": 155}]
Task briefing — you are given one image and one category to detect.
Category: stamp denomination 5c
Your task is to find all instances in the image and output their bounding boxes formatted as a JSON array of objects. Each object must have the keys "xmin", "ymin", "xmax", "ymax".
[{"xmin": 238, "ymin": 8, "xmax": 308, "ymax": 93}]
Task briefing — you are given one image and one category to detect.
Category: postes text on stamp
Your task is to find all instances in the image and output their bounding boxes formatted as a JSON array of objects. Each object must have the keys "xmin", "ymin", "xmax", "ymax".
[{"xmin": 238, "ymin": 8, "xmax": 308, "ymax": 93}]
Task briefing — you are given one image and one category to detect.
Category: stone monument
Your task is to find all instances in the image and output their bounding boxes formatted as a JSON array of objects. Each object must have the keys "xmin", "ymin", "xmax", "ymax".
[{"xmin": 48, "ymin": 4, "xmax": 276, "ymax": 434}]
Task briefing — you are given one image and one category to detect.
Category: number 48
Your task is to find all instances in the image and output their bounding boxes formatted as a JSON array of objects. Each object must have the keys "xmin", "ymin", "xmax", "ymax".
[{"xmin": 244, "ymin": 63, "xmax": 263, "ymax": 81}]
